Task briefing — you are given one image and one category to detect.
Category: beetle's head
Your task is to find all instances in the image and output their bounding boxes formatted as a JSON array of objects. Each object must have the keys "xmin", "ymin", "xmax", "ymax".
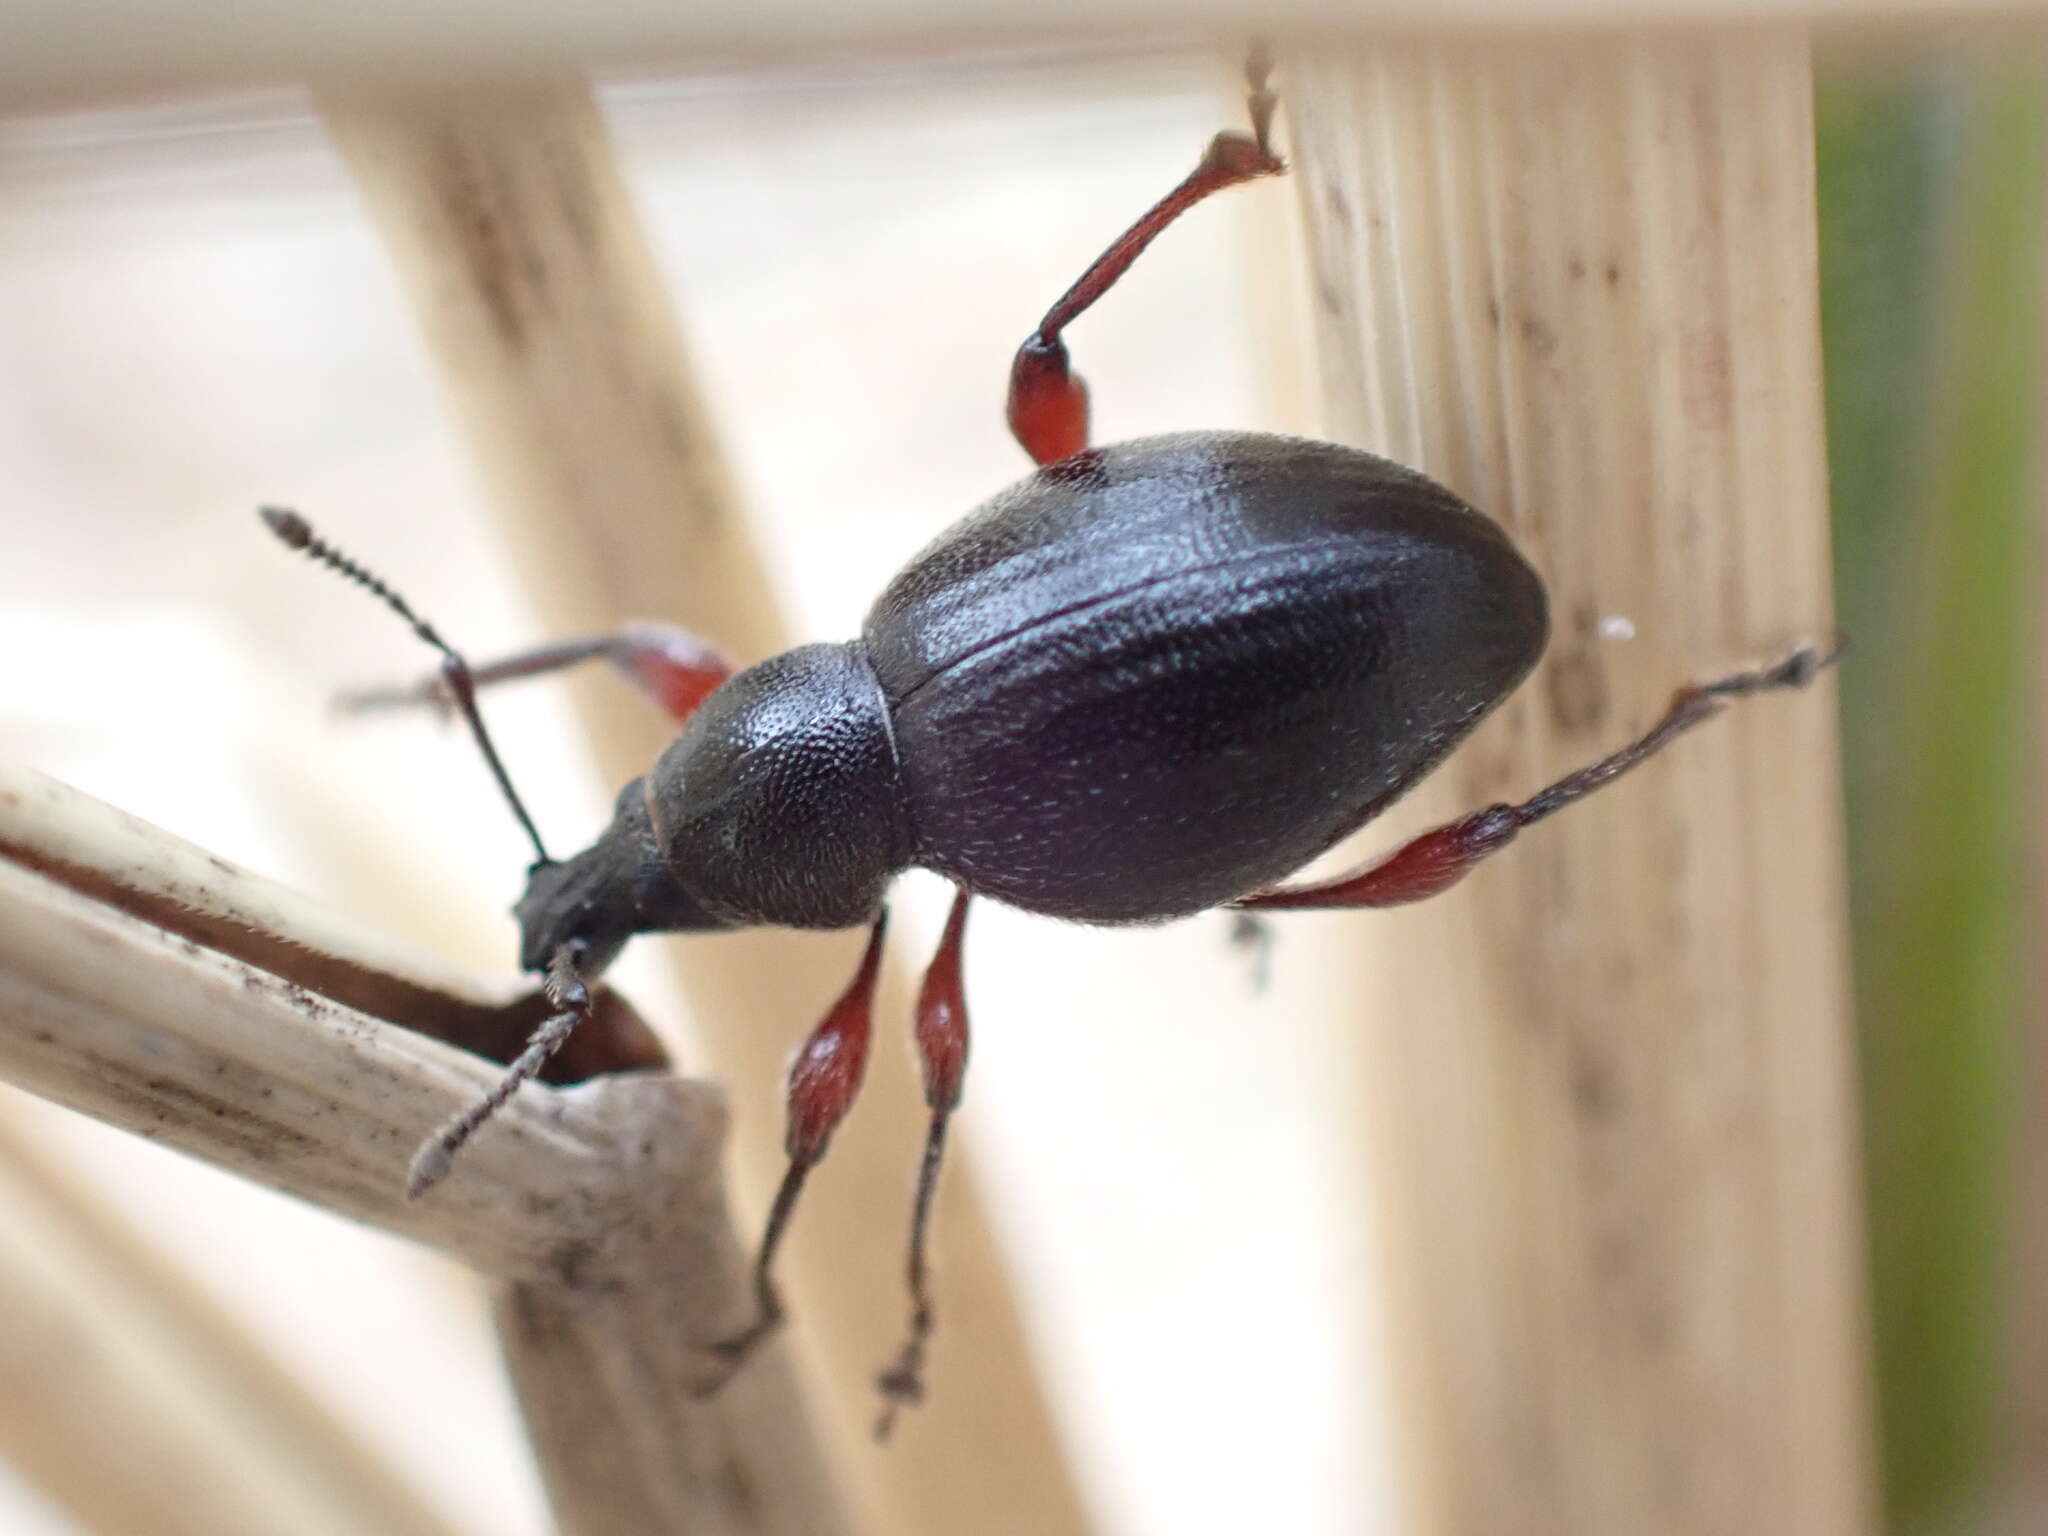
[{"xmin": 513, "ymin": 777, "xmax": 733, "ymax": 977}]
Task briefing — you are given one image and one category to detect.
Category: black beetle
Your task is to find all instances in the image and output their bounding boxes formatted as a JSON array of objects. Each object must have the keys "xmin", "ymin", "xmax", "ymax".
[{"xmin": 265, "ymin": 55, "xmax": 1836, "ymax": 1435}]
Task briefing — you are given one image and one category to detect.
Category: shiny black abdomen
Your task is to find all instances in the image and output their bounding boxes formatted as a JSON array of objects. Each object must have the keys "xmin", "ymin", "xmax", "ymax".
[{"xmin": 862, "ymin": 431, "xmax": 1549, "ymax": 923}]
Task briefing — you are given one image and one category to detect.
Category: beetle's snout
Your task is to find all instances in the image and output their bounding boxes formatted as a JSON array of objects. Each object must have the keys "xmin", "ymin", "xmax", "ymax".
[
  {"xmin": 513, "ymin": 854, "xmax": 619, "ymax": 976},
  {"xmin": 513, "ymin": 792, "xmax": 735, "ymax": 976}
]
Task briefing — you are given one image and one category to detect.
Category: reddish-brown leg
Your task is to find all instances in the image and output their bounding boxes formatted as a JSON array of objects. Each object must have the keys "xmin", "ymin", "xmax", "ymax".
[
  {"xmin": 1006, "ymin": 51, "xmax": 1284, "ymax": 466},
  {"xmin": 696, "ymin": 911, "xmax": 890, "ymax": 1393},
  {"xmin": 874, "ymin": 888, "xmax": 972, "ymax": 1440},
  {"xmin": 340, "ymin": 621, "xmax": 732, "ymax": 725},
  {"xmin": 1237, "ymin": 642, "xmax": 1841, "ymax": 911}
]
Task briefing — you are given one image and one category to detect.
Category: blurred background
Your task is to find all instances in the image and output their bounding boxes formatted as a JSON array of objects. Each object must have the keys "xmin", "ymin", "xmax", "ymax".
[{"xmin": 0, "ymin": 21, "xmax": 2040, "ymax": 1536}]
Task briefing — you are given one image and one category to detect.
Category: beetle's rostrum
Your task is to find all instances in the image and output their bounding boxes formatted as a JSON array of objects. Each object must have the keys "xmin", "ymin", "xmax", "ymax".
[{"xmin": 265, "ymin": 53, "xmax": 1839, "ymax": 1440}]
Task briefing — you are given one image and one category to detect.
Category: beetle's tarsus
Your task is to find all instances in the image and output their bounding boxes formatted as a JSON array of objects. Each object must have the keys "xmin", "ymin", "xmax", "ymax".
[
  {"xmin": 1697, "ymin": 637, "xmax": 1844, "ymax": 701},
  {"xmin": 872, "ymin": 1334, "xmax": 929, "ymax": 1441}
]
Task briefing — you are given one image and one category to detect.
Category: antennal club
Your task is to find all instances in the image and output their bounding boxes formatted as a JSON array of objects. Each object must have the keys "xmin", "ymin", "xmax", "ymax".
[{"xmin": 259, "ymin": 507, "xmax": 552, "ymax": 867}]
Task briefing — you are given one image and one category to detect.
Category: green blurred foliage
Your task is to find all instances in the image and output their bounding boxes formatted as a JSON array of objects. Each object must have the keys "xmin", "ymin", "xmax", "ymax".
[{"xmin": 1818, "ymin": 61, "xmax": 2041, "ymax": 1535}]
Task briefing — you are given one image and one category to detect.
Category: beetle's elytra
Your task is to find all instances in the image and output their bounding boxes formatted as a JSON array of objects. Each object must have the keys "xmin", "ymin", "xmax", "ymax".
[
  {"xmin": 870, "ymin": 432, "xmax": 1546, "ymax": 924},
  {"xmin": 267, "ymin": 54, "xmax": 1836, "ymax": 1437}
]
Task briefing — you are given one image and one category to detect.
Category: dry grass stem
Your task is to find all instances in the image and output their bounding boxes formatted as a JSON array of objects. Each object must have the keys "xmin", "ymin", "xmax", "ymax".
[
  {"xmin": 1286, "ymin": 29, "xmax": 1876, "ymax": 1536},
  {"xmin": 0, "ymin": 1114, "xmax": 466, "ymax": 1536},
  {"xmin": 0, "ymin": 760, "xmax": 847, "ymax": 1535}
]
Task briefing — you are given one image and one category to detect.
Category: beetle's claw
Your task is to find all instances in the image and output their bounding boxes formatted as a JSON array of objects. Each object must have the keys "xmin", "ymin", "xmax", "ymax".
[{"xmin": 872, "ymin": 1348, "xmax": 928, "ymax": 1442}]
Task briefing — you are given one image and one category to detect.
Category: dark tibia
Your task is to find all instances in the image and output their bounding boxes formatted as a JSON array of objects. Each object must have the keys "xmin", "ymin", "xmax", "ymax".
[
  {"xmin": 875, "ymin": 889, "xmax": 972, "ymax": 1439},
  {"xmin": 340, "ymin": 621, "xmax": 733, "ymax": 726},
  {"xmin": 1237, "ymin": 641, "xmax": 1843, "ymax": 912},
  {"xmin": 695, "ymin": 912, "xmax": 891, "ymax": 1396},
  {"xmin": 700, "ymin": 1160, "xmax": 809, "ymax": 1381},
  {"xmin": 1005, "ymin": 53, "xmax": 1286, "ymax": 467}
]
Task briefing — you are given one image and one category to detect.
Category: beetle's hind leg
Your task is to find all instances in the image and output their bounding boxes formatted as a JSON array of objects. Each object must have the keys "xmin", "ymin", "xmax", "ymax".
[
  {"xmin": 1236, "ymin": 641, "xmax": 1844, "ymax": 912},
  {"xmin": 1005, "ymin": 49, "xmax": 1284, "ymax": 466},
  {"xmin": 339, "ymin": 621, "xmax": 732, "ymax": 726},
  {"xmin": 873, "ymin": 888, "xmax": 973, "ymax": 1440},
  {"xmin": 695, "ymin": 912, "xmax": 891, "ymax": 1394}
]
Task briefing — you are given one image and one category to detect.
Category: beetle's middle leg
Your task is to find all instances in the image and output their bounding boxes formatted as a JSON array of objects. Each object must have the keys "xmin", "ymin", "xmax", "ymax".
[
  {"xmin": 697, "ymin": 911, "xmax": 891, "ymax": 1393},
  {"xmin": 873, "ymin": 887, "xmax": 973, "ymax": 1440},
  {"xmin": 340, "ymin": 621, "xmax": 732, "ymax": 726},
  {"xmin": 1235, "ymin": 641, "xmax": 1843, "ymax": 912},
  {"xmin": 1005, "ymin": 50, "xmax": 1283, "ymax": 466}
]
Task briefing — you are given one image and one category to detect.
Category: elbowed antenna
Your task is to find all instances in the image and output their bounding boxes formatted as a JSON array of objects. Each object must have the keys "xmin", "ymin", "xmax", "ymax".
[
  {"xmin": 407, "ymin": 939, "xmax": 592, "ymax": 1197},
  {"xmin": 258, "ymin": 507, "xmax": 553, "ymax": 867}
]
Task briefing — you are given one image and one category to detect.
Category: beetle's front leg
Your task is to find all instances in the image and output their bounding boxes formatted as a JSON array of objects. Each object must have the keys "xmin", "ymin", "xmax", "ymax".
[
  {"xmin": 341, "ymin": 621, "xmax": 733, "ymax": 726},
  {"xmin": 1237, "ymin": 642, "xmax": 1842, "ymax": 911},
  {"xmin": 1005, "ymin": 50, "xmax": 1284, "ymax": 466},
  {"xmin": 697, "ymin": 911, "xmax": 890, "ymax": 1393}
]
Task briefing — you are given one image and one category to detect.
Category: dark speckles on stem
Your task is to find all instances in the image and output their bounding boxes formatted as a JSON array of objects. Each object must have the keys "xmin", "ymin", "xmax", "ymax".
[
  {"xmin": 1683, "ymin": 328, "xmax": 1735, "ymax": 433},
  {"xmin": 1323, "ymin": 181, "xmax": 1352, "ymax": 232},
  {"xmin": 434, "ymin": 133, "xmax": 538, "ymax": 356},
  {"xmin": 546, "ymin": 140, "xmax": 601, "ymax": 257},
  {"xmin": 1567, "ymin": 255, "xmax": 1586, "ymax": 282},
  {"xmin": 520, "ymin": 1187, "xmax": 557, "ymax": 1223},
  {"xmin": 1540, "ymin": 607, "xmax": 1617, "ymax": 738},
  {"xmin": 456, "ymin": 209, "xmax": 524, "ymax": 352},
  {"xmin": 1592, "ymin": 1226, "xmax": 1635, "ymax": 1284},
  {"xmin": 115, "ymin": 1070, "xmax": 316, "ymax": 1165},
  {"xmin": 1544, "ymin": 644, "xmax": 1609, "ymax": 737},
  {"xmin": 714, "ymin": 1450, "xmax": 765, "ymax": 1528},
  {"xmin": 1604, "ymin": 260, "xmax": 1623, "ymax": 288},
  {"xmin": 549, "ymin": 1237, "xmax": 599, "ymax": 1289},
  {"xmin": 1569, "ymin": 1043, "xmax": 1616, "ymax": 1121},
  {"xmin": 1517, "ymin": 310, "xmax": 1559, "ymax": 361}
]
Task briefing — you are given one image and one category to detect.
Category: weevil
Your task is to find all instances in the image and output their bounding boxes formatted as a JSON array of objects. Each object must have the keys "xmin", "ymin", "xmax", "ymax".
[{"xmin": 264, "ymin": 55, "xmax": 1837, "ymax": 1436}]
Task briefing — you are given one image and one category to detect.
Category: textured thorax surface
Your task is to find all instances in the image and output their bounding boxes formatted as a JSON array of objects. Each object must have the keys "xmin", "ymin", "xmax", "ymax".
[{"xmin": 644, "ymin": 642, "xmax": 910, "ymax": 929}]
